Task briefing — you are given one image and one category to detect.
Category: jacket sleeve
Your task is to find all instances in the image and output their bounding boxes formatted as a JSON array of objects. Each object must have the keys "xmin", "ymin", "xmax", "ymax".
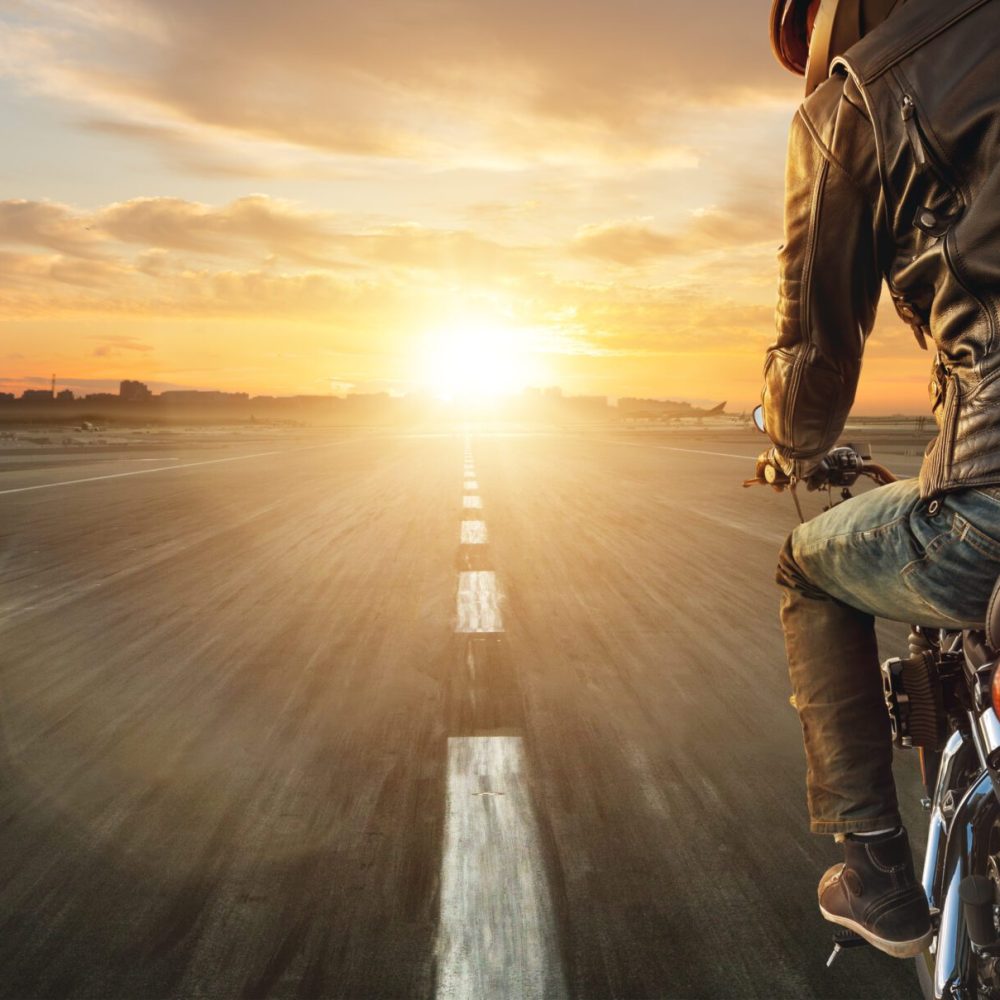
[{"xmin": 763, "ymin": 81, "xmax": 884, "ymax": 468}]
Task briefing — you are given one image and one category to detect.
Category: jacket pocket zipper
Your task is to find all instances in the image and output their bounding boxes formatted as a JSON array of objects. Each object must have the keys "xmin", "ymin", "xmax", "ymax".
[
  {"xmin": 901, "ymin": 94, "xmax": 960, "ymax": 200},
  {"xmin": 934, "ymin": 371, "xmax": 960, "ymax": 492},
  {"xmin": 901, "ymin": 95, "xmax": 928, "ymax": 171}
]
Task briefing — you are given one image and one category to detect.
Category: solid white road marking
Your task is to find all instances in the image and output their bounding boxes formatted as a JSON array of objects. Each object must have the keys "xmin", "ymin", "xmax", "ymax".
[
  {"xmin": 455, "ymin": 571, "xmax": 502, "ymax": 632},
  {"xmin": 463, "ymin": 495, "xmax": 482, "ymax": 509},
  {"xmin": 0, "ymin": 449, "xmax": 289, "ymax": 496},
  {"xmin": 613, "ymin": 439, "xmax": 922, "ymax": 475},
  {"xmin": 608, "ymin": 441, "xmax": 758, "ymax": 461},
  {"xmin": 464, "ymin": 480, "xmax": 478, "ymax": 490},
  {"xmin": 461, "ymin": 521, "xmax": 488, "ymax": 545},
  {"xmin": 436, "ymin": 736, "xmax": 566, "ymax": 1000}
]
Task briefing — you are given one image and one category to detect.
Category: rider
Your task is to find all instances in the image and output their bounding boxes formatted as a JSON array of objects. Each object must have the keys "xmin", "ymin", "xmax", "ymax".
[{"xmin": 763, "ymin": 0, "xmax": 1000, "ymax": 958}]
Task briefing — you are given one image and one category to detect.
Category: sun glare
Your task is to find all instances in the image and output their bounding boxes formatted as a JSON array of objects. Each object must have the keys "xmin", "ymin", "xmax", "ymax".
[{"xmin": 419, "ymin": 317, "xmax": 545, "ymax": 399}]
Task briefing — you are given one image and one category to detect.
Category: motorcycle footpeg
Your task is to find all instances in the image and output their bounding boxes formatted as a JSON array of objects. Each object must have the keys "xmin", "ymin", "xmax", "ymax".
[{"xmin": 826, "ymin": 929, "xmax": 867, "ymax": 967}]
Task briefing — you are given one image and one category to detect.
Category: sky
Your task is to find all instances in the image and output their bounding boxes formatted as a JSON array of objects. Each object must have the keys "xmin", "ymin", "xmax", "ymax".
[{"xmin": 0, "ymin": 0, "xmax": 933, "ymax": 411}]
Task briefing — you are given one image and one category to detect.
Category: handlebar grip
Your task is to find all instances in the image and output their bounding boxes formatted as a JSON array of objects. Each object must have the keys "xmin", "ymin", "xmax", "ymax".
[
  {"xmin": 862, "ymin": 462, "xmax": 897, "ymax": 485},
  {"xmin": 763, "ymin": 463, "xmax": 790, "ymax": 486}
]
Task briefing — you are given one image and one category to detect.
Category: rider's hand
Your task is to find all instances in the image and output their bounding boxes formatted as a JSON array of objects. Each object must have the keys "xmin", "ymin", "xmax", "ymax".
[
  {"xmin": 754, "ymin": 447, "xmax": 792, "ymax": 489},
  {"xmin": 801, "ymin": 454, "xmax": 834, "ymax": 491},
  {"xmin": 755, "ymin": 447, "xmax": 825, "ymax": 488}
]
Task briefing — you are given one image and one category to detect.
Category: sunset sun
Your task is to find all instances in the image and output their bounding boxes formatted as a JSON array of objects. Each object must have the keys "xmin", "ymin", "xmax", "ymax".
[{"xmin": 419, "ymin": 317, "xmax": 546, "ymax": 399}]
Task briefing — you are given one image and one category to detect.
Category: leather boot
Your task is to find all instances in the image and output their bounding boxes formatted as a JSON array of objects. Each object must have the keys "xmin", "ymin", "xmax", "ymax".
[{"xmin": 818, "ymin": 828, "xmax": 932, "ymax": 958}]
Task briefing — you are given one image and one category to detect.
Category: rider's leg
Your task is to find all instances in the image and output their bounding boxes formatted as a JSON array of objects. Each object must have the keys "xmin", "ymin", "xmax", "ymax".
[
  {"xmin": 777, "ymin": 477, "xmax": 1000, "ymax": 833},
  {"xmin": 776, "ymin": 479, "xmax": 1000, "ymax": 955},
  {"xmin": 777, "ymin": 552, "xmax": 896, "ymax": 835}
]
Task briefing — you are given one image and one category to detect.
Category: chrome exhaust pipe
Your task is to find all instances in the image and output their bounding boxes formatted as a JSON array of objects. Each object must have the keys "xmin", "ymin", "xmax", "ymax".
[
  {"xmin": 923, "ymin": 732, "xmax": 969, "ymax": 909},
  {"xmin": 932, "ymin": 769, "xmax": 993, "ymax": 998}
]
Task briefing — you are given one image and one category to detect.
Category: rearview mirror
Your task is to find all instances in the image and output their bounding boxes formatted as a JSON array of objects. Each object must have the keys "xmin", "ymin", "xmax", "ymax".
[{"xmin": 752, "ymin": 405, "xmax": 766, "ymax": 433}]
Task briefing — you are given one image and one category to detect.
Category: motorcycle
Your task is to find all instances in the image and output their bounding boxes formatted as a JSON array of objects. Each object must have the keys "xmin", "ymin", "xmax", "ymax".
[{"xmin": 747, "ymin": 406, "xmax": 1000, "ymax": 1000}]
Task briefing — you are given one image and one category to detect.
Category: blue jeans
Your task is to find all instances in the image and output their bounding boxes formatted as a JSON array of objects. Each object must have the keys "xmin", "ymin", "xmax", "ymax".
[{"xmin": 777, "ymin": 478, "xmax": 1000, "ymax": 834}]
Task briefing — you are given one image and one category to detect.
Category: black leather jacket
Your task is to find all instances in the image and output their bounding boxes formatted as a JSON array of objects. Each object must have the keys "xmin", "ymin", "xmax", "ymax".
[{"xmin": 762, "ymin": 0, "xmax": 1000, "ymax": 496}]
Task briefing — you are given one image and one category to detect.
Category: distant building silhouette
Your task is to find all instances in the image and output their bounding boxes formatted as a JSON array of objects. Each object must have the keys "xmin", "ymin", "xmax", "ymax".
[
  {"xmin": 21, "ymin": 388, "xmax": 54, "ymax": 400},
  {"xmin": 56, "ymin": 388, "xmax": 75, "ymax": 401},
  {"xmin": 119, "ymin": 379, "xmax": 152, "ymax": 401},
  {"xmin": 160, "ymin": 390, "xmax": 249, "ymax": 403}
]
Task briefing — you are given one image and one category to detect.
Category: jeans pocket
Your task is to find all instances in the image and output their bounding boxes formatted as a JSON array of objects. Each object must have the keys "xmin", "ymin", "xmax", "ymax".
[
  {"xmin": 973, "ymin": 485, "xmax": 1000, "ymax": 507},
  {"xmin": 901, "ymin": 515, "xmax": 1000, "ymax": 626},
  {"xmin": 961, "ymin": 498, "xmax": 1000, "ymax": 558}
]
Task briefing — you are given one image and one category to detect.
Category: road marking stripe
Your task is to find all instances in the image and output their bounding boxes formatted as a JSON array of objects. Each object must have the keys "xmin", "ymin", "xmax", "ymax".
[
  {"xmin": 0, "ymin": 449, "xmax": 290, "ymax": 496},
  {"xmin": 436, "ymin": 736, "xmax": 566, "ymax": 1000},
  {"xmin": 464, "ymin": 480, "xmax": 479, "ymax": 490},
  {"xmin": 600, "ymin": 439, "xmax": 923, "ymax": 477},
  {"xmin": 455, "ymin": 571, "xmax": 502, "ymax": 632},
  {"xmin": 461, "ymin": 521, "xmax": 488, "ymax": 545},
  {"xmin": 463, "ymin": 495, "xmax": 482, "ymax": 509},
  {"xmin": 607, "ymin": 441, "xmax": 757, "ymax": 461},
  {"xmin": 0, "ymin": 438, "xmax": 371, "ymax": 498}
]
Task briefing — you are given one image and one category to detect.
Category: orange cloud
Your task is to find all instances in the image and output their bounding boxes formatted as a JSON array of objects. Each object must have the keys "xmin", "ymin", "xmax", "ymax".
[
  {"xmin": 97, "ymin": 195, "xmax": 339, "ymax": 264},
  {"xmin": 0, "ymin": 200, "xmax": 105, "ymax": 257},
  {"xmin": 3, "ymin": 0, "xmax": 797, "ymax": 164},
  {"xmin": 572, "ymin": 188, "xmax": 783, "ymax": 266}
]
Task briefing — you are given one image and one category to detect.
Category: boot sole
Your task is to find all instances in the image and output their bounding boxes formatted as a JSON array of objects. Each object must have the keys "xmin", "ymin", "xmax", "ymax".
[{"xmin": 819, "ymin": 904, "xmax": 933, "ymax": 959}]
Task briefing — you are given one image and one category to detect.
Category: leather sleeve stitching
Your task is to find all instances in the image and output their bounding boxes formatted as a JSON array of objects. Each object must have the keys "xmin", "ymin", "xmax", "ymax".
[
  {"xmin": 784, "ymin": 156, "xmax": 829, "ymax": 449},
  {"xmin": 797, "ymin": 105, "xmax": 870, "ymax": 200}
]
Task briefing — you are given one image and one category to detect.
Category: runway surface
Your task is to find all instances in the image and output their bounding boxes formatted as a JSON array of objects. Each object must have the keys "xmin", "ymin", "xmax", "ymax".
[{"xmin": 0, "ymin": 425, "xmax": 931, "ymax": 998}]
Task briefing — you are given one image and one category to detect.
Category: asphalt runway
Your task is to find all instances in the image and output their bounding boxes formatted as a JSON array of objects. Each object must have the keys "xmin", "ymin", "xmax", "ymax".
[{"xmin": 0, "ymin": 425, "xmax": 932, "ymax": 998}]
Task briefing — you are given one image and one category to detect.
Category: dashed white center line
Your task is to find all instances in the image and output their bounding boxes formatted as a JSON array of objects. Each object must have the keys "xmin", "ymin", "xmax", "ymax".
[
  {"xmin": 463, "ymin": 495, "xmax": 483, "ymax": 509},
  {"xmin": 461, "ymin": 520, "xmax": 488, "ymax": 545},
  {"xmin": 436, "ymin": 736, "xmax": 566, "ymax": 1000},
  {"xmin": 455, "ymin": 571, "xmax": 502, "ymax": 632},
  {"xmin": 464, "ymin": 479, "xmax": 479, "ymax": 490}
]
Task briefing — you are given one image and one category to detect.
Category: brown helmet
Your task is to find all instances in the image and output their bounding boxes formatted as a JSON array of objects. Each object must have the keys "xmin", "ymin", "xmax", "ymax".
[{"xmin": 769, "ymin": 0, "xmax": 905, "ymax": 95}]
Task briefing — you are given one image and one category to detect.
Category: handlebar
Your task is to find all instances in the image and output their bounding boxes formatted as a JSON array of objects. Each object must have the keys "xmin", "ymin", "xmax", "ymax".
[{"xmin": 743, "ymin": 445, "xmax": 897, "ymax": 492}]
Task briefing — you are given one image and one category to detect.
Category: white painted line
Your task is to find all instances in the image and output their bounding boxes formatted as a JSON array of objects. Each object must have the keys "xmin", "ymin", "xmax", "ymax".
[
  {"xmin": 461, "ymin": 521, "xmax": 488, "ymax": 545},
  {"xmin": 600, "ymin": 440, "xmax": 757, "ymax": 461},
  {"xmin": 463, "ymin": 495, "xmax": 482, "ymax": 509},
  {"xmin": 436, "ymin": 737, "xmax": 566, "ymax": 1000},
  {"xmin": 455, "ymin": 571, "xmax": 502, "ymax": 632},
  {"xmin": 0, "ymin": 449, "xmax": 287, "ymax": 496},
  {"xmin": 0, "ymin": 438, "xmax": 366, "ymax": 497},
  {"xmin": 464, "ymin": 480, "xmax": 479, "ymax": 490}
]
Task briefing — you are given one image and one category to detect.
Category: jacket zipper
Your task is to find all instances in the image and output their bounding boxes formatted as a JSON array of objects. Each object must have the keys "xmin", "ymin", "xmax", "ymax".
[
  {"xmin": 901, "ymin": 95, "xmax": 929, "ymax": 171},
  {"xmin": 932, "ymin": 369, "xmax": 960, "ymax": 492}
]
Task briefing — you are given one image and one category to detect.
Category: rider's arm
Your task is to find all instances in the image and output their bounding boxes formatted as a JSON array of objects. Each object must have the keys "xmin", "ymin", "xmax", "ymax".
[{"xmin": 762, "ymin": 75, "xmax": 886, "ymax": 473}]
